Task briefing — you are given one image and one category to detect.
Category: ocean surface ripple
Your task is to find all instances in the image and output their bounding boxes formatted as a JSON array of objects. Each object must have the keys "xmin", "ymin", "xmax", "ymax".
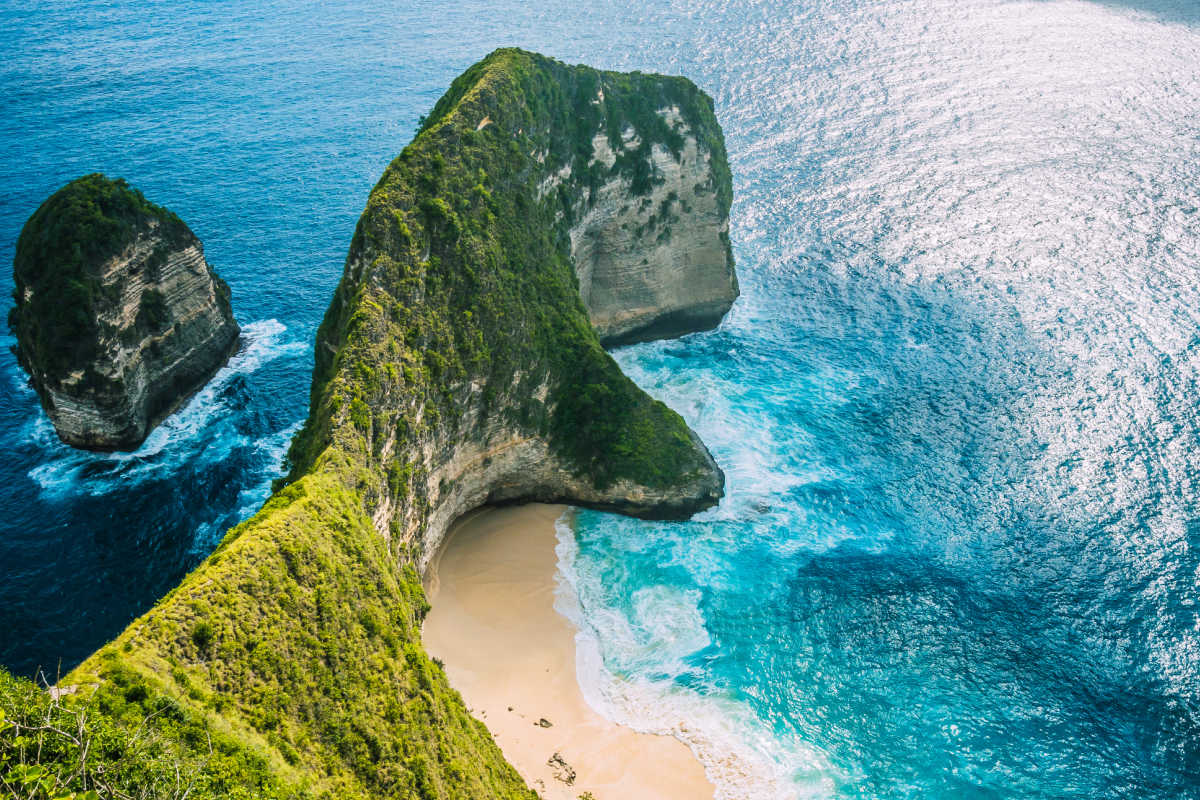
[{"xmin": 3, "ymin": 0, "xmax": 1199, "ymax": 797}]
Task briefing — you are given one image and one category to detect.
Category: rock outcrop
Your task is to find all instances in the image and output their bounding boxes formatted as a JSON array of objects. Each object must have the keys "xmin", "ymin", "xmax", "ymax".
[
  {"xmin": 59, "ymin": 51, "xmax": 737, "ymax": 799},
  {"xmin": 280, "ymin": 49, "xmax": 734, "ymax": 567},
  {"xmin": 568, "ymin": 108, "xmax": 738, "ymax": 345},
  {"xmin": 9, "ymin": 174, "xmax": 240, "ymax": 450}
]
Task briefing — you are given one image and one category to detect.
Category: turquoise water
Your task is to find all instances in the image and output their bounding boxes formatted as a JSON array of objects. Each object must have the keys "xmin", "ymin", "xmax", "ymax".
[{"xmin": 3, "ymin": 1, "xmax": 1199, "ymax": 797}]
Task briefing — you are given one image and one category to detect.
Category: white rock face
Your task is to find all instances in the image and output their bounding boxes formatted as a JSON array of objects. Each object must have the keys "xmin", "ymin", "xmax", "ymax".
[
  {"xmin": 567, "ymin": 108, "xmax": 738, "ymax": 345},
  {"xmin": 24, "ymin": 221, "xmax": 240, "ymax": 450}
]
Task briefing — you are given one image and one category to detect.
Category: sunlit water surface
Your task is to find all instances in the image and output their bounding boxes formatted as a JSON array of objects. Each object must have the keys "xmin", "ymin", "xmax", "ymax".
[{"xmin": 2, "ymin": 1, "xmax": 1198, "ymax": 797}]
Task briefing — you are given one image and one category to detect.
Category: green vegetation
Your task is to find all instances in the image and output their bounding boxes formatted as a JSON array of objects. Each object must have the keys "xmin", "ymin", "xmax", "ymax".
[
  {"xmin": 2, "ymin": 49, "xmax": 729, "ymax": 798},
  {"xmin": 135, "ymin": 288, "xmax": 170, "ymax": 333},
  {"xmin": 4, "ymin": 464, "xmax": 539, "ymax": 799},
  {"xmin": 287, "ymin": 48, "xmax": 722, "ymax": 495},
  {"xmin": 0, "ymin": 666, "xmax": 278, "ymax": 799},
  {"xmin": 8, "ymin": 173, "xmax": 192, "ymax": 384}
]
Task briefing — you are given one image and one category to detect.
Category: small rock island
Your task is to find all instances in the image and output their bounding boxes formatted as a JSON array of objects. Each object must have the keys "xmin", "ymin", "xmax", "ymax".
[{"xmin": 9, "ymin": 174, "xmax": 240, "ymax": 450}]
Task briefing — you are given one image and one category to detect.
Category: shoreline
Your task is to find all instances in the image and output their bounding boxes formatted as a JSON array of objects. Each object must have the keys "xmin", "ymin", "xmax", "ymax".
[{"xmin": 423, "ymin": 503, "xmax": 715, "ymax": 800}]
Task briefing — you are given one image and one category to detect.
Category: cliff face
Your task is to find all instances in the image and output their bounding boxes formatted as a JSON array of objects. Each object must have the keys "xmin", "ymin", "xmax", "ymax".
[
  {"xmin": 284, "ymin": 48, "xmax": 734, "ymax": 567},
  {"xmin": 568, "ymin": 107, "xmax": 737, "ymax": 345},
  {"xmin": 54, "ymin": 51, "xmax": 736, "ymax": 799},
  {"xmin": 9, "ymin": 174, "xmax": 240, "ymax": 451}
]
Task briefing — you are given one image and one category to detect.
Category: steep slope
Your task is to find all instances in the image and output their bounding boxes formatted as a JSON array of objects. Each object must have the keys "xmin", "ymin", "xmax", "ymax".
[
  {"xmin": 9, "ymin": 174, "xmax": 240, "ymax": 450},
  {"xmin": 562, "ymin": 78, "xmax": 737, "ymax": 345},
  {"xmin": 3, "ymin": 49, "xmax": 736, "ymax": 799}
]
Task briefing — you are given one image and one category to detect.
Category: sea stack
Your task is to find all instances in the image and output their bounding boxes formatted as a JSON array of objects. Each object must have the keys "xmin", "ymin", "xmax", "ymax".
[{"xmin": 8, "ymin": 174, "xmax": 240, "ymax": 451}]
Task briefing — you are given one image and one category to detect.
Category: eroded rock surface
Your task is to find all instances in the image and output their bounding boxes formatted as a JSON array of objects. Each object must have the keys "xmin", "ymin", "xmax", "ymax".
[
  {"xmin": 9, "ymin": 174, "xmax": 240, "ymax": 450},
  {"xmin": 568, "ymin": 107, "xmax": 738, "ymax": 345}
]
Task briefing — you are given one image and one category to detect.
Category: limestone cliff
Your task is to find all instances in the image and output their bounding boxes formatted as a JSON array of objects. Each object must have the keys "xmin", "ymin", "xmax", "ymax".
[
  {"xmin": 42, "ymin": 51, "xmax": 736, "ymax": 799},
  {"xmin": 9, "ymin": 174, "xmax": 240, "ymax": 450},
  {"xmin": 285, "ymin": 48, "xmax": 735, "ymax": 566},
  {"xmin": 568, "ymin": 106, "xmax": 737, "ymax": 345}
]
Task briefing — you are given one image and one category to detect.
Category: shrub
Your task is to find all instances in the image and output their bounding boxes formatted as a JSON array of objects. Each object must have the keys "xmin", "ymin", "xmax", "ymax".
[{"xmin": 191, "ymin": 621, "xmax": 214, "ymax": 651}]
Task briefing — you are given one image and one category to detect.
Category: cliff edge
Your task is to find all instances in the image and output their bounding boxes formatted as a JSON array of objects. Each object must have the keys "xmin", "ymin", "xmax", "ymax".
[
  {"xmin": 9, "ymin": 174, "xmax": 240, "ymax": 450},
  {"xmin": 284, "ymin": 48, "xmax": 734, "ymax": 567},
  {"xmin": 16, "ymin": 50, "xmax": 736, "ymax": 799}
]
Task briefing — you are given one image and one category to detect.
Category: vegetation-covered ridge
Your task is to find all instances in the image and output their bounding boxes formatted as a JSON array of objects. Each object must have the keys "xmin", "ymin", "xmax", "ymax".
[
  {"xmin": 2, "ymin": 49, "xmax": 731, "ymax": 798},
  {"xmin": 285, "ymin": 46, "xmax": 729, "ymax": 516}
]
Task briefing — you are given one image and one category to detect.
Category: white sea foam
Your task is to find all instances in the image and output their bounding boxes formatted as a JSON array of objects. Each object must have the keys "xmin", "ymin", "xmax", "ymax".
[
  {"xmin": 26, "ymin": 319, "xmax": 307, "ymax": 498},
  {"xmin": 614, "ymin": 349, "xmax": 892, "ymax": 556},
  {"xmin": 136, "ymin": 318, "xmax": 308, "ymax": 456},
  {"xmin": 236, "ymin": 419, "xmax": 303, "ymax": 516},
  {"xmin": 554, "ymin": 513, "xmax": 840, "ymax": 800}
]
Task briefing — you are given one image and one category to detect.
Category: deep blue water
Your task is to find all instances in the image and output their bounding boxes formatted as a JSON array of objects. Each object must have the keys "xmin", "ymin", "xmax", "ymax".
[{"xmin": 3, "ymin": 1, "xmax": 1199, "ymax": 798}]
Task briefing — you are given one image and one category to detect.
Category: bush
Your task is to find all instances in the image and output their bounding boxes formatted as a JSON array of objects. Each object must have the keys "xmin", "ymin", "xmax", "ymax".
[
  {"xmin": 191, "ymin": 621, "xmax": 214, "ymax": 651},
  {"xmin": 1, "ymin": 669, "xmax": 192, "ymax": 799}
]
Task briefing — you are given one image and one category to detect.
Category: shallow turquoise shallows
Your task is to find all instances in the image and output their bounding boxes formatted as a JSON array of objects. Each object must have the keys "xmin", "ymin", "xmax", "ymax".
[{"xmin": 2, "ymin": 1, "xmax": 1198, "ymax": 797}]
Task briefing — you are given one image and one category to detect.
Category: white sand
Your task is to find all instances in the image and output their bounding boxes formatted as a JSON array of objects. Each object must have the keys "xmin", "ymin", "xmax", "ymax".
[{"xmin": 423, "ymin": 503, "xmax": 714, "ymax": 800}]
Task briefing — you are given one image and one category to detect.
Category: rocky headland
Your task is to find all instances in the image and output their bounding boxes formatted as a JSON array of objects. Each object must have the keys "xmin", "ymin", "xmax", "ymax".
[
  {"xmin": 1, "ymin": 50, "xmax": 737, "ymax": 799},
  {"xmin": 283, "ymin": 48, "xmax": 738, "ymax": 567},
  {"xmin": 564, "ymin": 94, "xmax": 737, "ymax": 345},
  {"xmin": 8, "ymin": 173, "xmax": 240, "ymax": 450}
]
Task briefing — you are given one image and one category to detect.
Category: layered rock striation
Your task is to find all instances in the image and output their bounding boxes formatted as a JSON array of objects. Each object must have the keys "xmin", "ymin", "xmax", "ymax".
[
  {"xmin": 9, "ymin": 174, "xmax": 240, "ymax": 450},
  {"xmin": 46, "ymin": 51, "xmax": 737, "ymax": 799},
  {"xmin": 568, "ymin": 105, "xmax": 738, "ymax": 345}
]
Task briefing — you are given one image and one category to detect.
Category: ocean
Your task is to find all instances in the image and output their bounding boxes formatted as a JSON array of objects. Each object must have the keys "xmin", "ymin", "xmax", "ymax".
[{"xmin": 2, "ymin": 0, "xmax": 1198, "ymax": 797}]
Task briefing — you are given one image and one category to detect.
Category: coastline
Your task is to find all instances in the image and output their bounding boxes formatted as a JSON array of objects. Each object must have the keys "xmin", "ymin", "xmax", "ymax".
[{"xmin": 423, "ymin": 503, "xmax": 715, "ymax": 800}]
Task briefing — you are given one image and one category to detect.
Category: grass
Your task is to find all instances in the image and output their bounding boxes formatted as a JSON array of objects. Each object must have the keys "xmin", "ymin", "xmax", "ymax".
[{"xmin": 1, "ymin": 48, "xmax": 731, "ymax": 798}]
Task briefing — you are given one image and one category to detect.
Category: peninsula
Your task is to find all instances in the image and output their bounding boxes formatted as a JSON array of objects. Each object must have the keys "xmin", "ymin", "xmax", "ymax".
[{"xmin": 0, "ymin": 49, "xmax": 735, "ymax": 798}]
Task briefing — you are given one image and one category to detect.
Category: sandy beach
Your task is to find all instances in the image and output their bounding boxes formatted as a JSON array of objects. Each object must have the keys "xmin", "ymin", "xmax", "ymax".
[{"xmin": 423, "ymin": 503, "xmax": 714, "ymax": 800}]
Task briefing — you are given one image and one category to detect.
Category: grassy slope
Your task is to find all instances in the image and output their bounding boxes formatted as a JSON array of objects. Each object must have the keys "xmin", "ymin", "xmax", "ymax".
[{"xmin": 2, "ymin": 49, "xmax": 731, "ymax": 799}]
